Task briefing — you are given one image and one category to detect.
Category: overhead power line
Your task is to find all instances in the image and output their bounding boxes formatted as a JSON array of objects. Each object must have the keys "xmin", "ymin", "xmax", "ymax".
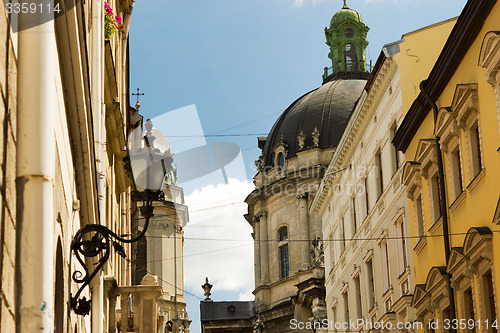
[{"xmin": 144, "ymin": 230, "xmax": 500, "ymax": 243}]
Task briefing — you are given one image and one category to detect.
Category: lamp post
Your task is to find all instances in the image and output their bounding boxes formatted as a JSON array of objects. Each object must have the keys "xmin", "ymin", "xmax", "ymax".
[{"xmin": 70, "ymin": 119, "xmax": 172, "ymax": 316}]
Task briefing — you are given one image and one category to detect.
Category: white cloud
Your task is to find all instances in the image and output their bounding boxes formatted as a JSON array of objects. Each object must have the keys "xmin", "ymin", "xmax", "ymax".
[
  {"xmin": 293, "ymin": 0, "xmax": 305, "ymax": 7},
  {"xmin": 293, "ymin": 0, "xmax": 326, "ymax": 8},
  {"xmin": 183, "ymin": 178, "xmax": 255, "ymax": 299},
  {"xmin": 363, "ymin": 0, "xmax": 412, "ymax": 3}
]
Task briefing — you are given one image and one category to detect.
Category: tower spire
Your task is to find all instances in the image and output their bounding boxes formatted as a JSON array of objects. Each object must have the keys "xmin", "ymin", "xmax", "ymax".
[{"xmin": 323, "ymin": 1, "xmax": 370, "ymax": 82}]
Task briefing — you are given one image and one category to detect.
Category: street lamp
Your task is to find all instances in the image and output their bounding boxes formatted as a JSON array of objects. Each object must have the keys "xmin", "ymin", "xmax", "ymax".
[{"xmin": 70, "ymin": 119, "xmax": 172, "ymax": 316}]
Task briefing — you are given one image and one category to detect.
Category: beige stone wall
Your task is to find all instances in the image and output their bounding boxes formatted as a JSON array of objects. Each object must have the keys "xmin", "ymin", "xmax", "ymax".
[
  {"xmin": 312, "ymin": 57, "xmax": 416, "ymax": 329},
  {"xmin": 0, "ymin": 3, "xmax": 16, "ymax": 332}
]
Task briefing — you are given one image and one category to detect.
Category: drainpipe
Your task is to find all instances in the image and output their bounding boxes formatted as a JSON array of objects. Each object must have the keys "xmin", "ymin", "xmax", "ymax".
[
  {"xmin": 16, "ymin": 1, "xmax": 56, "ymax": 332},
  {"xmin": 419, "ymin": 80, "xmax": 457, "ymax": 326},
  {"xmin": 91, "ymin": 0, "xmax": 105, "ymax": 332}
]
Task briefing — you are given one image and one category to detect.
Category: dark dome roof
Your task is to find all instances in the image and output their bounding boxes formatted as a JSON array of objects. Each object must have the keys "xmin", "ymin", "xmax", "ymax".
[{"xmin": 262, "ymin": 79, "xmax": 366, "ymax": 167}]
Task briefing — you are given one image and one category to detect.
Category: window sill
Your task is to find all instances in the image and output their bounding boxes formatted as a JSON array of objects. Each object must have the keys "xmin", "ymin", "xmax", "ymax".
[
  {"xmin": 368, "ymin": 304, "xmax": 377, "ymax": 319},
  {"xmin": 397, "ymin": 269, "xmax": 410, "ymax": 284},
  {"xmin": 449, "ymin": 190, "xmax": 466, "ymax": 213},
  {"xmin": 414, "ymin": 236, "xmax": 427, "ymax": 255},
  {"xmin": 467, "ymin": 168, "xmax": 485, "ymax": 193},
  {"xmin": 428, "ymin": 217, "xmax": 443, "ymax": 236},
  {"xmin": 376, "ymin": 197, "xmax": 385, "ymax": 214}
]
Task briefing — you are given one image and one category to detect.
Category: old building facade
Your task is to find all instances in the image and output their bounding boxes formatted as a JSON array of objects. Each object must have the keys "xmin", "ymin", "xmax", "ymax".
[
  {"xmin": 311, "ymin": 45, "xmax": 414, "ymax": 331},
  {"xmin": 139, "ymin": 172, "xmax": 192, "ymax": 332},
  {"xmin": 310, "ymin": 17, "xmax": 458, "ymax": 333},
  {"xmin": 394, "ymin": 0, "xmax": 500, "ymax": 330},
  {"xmin": 243, "ymin": 2, "xmax": 370, "ymax": 332},
  {"xmin": 0, "ymin": 0, "xmax": 187, "ymax": 332}
]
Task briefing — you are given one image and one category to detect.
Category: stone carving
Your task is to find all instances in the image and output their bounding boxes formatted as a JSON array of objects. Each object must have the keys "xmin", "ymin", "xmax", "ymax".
[
  {"xmin": 312, "ymin": 127, "xmax": 320, "ymax": 148},
  {"xmin": 311, "ymin": 237, "xmax": 324, "ymax": 266},
  {"xmin": 254, "ymin": 153, "xmax": 265, "ymax": 172},
  {"xmin": 201, "ymin": 277, "xmax": 213, "ymax": 302},
  {"xmin": 252, "ymin": 316, "xmax": 264, "ymax": 333},
  {"xmin": 297, "ymin": 130, "xmax": 305, "ymax": 150}
]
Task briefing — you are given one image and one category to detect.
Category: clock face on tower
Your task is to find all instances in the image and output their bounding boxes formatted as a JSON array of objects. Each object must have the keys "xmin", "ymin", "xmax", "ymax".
[{"xmin": 344, "ymin": 28, "xmax": 354, "ymax": 37}]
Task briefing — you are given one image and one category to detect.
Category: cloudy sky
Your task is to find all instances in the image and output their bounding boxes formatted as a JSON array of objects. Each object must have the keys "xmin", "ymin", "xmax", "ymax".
[{"xmin": 129, "ymin": 0, "xmax": 468, "ymax": 331}]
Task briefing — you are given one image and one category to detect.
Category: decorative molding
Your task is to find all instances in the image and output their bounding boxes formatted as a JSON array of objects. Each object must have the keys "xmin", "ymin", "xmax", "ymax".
[
  {"xmin": 427, "ymin": 218, "xmax": 443, "ymax": 236},
  {"xmin": 435, "ymin": 107, "xmax": 460, "ymax": 151},
  {"xmin": 297, "ymin": 130, "xmax": 306, "ymax": 151},
  {"xmin": 414, "ymin": 139, "xmax": 437, "ymax": 178},
  {"xmin": 451, "ymin": 83, "xmax": 479, "ymax": 128},
  {"xmin": 402, "ymin": 161, "xmax": 422, "ymax": 199},
  {"xmin": 413, "ymin": 236, "xmax": 427, "ymax": 255},
  {"xmin": 312, "ymin": 127, "xmax": 320, "ymax": 148},
  {"xmin": 479, "ymin": 31, "xmax": 500, "ymax": 86},
  {"xmin": 449, "ymin": 190, "xmax": 466, "ymax": 213},
  {"xmin": 363, "ymin": 249, "xmax": 374, "ymax": 263},
  {"xmin": 466, "ymin": 168, "xmax": 485, "ymax": 193}
]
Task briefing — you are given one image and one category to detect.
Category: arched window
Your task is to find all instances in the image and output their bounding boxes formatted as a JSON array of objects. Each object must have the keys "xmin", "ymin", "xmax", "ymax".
[
  {"xmin": 279, "ymin": 226, "xmax": 288, "ymax": 241},
  {"xmin": 345, "ymin": 43, "xmax": 357, "ymax": 71},
  {"xmin": 277, "ymin": 152, "xmax": 285, "ymax": 171},
  {"xmin": 278, "ymin": 227, "xmax": 289, "ymax": 278},
  {"xmin": 344, "ymin": 28, "xmax": 354, "ymax": 37}
]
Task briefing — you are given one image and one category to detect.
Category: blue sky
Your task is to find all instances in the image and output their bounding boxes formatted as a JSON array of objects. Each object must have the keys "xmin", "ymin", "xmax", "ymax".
[{"xmin": 129, "ymin": 1, "xmax": 467, "ymax": 332}]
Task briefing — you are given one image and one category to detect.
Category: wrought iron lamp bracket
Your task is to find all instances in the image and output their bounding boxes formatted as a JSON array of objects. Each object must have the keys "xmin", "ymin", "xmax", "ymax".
[{"xmin": 70, "ymin": 190, "xmax": 163, "ymax": 316}]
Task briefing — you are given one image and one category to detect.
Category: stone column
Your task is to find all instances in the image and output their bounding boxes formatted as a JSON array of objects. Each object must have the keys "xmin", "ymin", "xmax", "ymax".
[
  {"xmin": 253, "ymin": 218, "xmax": 261, "ymax": 286},
  {"xmin": 259, "ymin": 212, "xmax": 269, "ymax": 283},
  {"xmin": 109, "ymin": 295, "xmax": 117, "ymax": 333},
  {"xmin": 298, "ymin": 193, "xmax": 310, "ymax": 270},
  {"xmin": 120, "ymin": 293, "xmax": 129, "ymax": 333}
]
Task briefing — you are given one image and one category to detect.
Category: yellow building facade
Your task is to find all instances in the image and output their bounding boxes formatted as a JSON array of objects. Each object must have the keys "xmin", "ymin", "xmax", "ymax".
[{"xmin": 394, "ymin": 0, "xmax": 500, "ymax": 330}]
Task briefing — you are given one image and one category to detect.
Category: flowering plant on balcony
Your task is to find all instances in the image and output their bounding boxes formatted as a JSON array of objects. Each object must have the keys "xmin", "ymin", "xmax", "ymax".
[{"xmin": 104, "ymin": 2, "xmax": 122, "ymax": 40}]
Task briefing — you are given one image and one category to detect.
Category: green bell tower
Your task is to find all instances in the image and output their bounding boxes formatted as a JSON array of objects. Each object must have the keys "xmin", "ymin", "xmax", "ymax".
[{"xmin": 323, "ymin": 0, "xmax": 369, "ymax": 82}]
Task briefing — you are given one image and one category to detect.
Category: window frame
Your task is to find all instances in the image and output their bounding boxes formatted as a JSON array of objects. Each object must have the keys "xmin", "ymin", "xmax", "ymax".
[
  {"xmin": 278, "ymin": 226, "xmax": 289, "ymax": 279},
  {"xmin": 375, "ymin": 150, "xmax": 384, "ymax": 199}
]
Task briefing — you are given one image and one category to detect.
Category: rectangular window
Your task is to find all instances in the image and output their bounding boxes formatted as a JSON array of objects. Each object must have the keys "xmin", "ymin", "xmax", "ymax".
[
  {"xmin": 464, "ymin": 288, "xmax": 475, "ymax": 333},
  {"xmin": 354, "ymin": 275, "xmax": 362, "ymax": 318},
  {"xmin": 329, "ymin": 232, "xmax": 335, "ymax": 266},
  {"xmin": 375, "ymin": 151, "xmax": 384, "ymax": 198},
  {"xmin": 367, "ymin": 259, "xmax": 375, "ymax": 310},
  {"xmin": 430, "ymin": 173, "xmax": 442, "ymax": 223},
  {"xmin": 470, "ymin": 123, "xmax": 483, "ymax": 177},
  {"xmin": 415, "ymin": 194, "xmax": 425, "ymax": 238},
  {"xmin": 381, "ymin": 241, "xmax": 390, "ymax": 292},
  {"xmin": 396, "ymin": 220, "xmax": 408, "ymax": 274},
  {"xmin": 352, "ymin": 197, "xmax": 357, "ymax": 236},
  {"xmin": 451, "ymin": 147, "xmax": 463, "ymax": 199},
  {"xmin": 364, "ymin": 178, "xmax": 370, "ymax": 217},
  {"xmin": 391, "ymin": 125, "xmax": 400, "ymax": 175},
  {"xmin": 343, "ymin": 291, "xmax": 350, "ymax": 324},
  {"xmin": 341, "ymin": 217, "xmax": 346, "ymax": 253},
  {"xmin": 482, "ymin": 270, "xmax": 497, "ymax": 329},
  {"xmin": 279, "ymin": 245, "xmax": 289, "ymax": 278}
]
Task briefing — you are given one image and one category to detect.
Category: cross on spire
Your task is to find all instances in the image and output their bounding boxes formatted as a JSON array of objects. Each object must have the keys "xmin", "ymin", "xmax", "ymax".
[{"xmin": 132, "ymin": 88, "xmax": 145, "ymax": 109}]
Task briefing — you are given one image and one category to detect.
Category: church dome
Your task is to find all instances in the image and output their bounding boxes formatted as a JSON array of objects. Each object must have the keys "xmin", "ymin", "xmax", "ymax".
[
  {"xmin": 262, "ymin": 78, "xmax": 366, "ymax": 168},
  {"xmin": 330, "ymin": 4, "xmax": 363, "ymax": 27}
]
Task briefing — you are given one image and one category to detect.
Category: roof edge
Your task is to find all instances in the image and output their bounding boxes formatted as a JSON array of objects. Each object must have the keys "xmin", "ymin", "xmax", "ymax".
[{"xmin": 394, "ymin": 0, "xmax": 496, "ymax": 153}]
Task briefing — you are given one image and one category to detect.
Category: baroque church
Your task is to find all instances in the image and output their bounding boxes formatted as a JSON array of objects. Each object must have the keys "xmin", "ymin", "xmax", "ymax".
[{"xmin": 200, "ymin": 2, "xmax": 370, "ymax": 332}]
